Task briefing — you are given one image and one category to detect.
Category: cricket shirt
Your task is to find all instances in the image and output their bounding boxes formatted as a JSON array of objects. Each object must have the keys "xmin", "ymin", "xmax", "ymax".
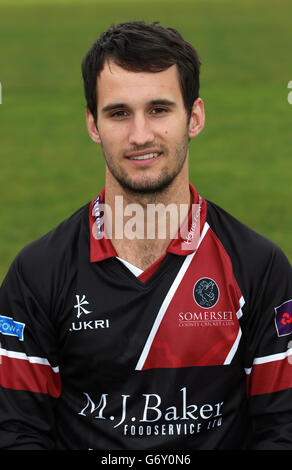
[{"xmin": 0, "ymin": 183, "xmax": 292, "ymax": 450}]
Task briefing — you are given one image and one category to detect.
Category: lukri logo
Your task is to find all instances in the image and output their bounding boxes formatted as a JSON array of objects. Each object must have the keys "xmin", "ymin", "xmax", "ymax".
[
  {"xmin": 74, "ymin": 294, "xmax": 92, "ymax": 318},
  {"xmin": 70, "ymin": 294, "xmax": 110, "ymax": 332}
]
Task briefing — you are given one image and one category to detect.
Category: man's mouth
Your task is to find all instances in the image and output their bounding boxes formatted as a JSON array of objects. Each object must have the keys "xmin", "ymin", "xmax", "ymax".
[{"xmin": 128, "ymin": 152, "xmax": 162, "ymax": 161}]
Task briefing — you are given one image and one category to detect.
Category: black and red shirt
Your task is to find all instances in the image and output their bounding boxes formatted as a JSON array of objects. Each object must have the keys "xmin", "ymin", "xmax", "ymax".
[{"xmin": 0, "ymin": 184, "xmax": 292, "ymax": 450}]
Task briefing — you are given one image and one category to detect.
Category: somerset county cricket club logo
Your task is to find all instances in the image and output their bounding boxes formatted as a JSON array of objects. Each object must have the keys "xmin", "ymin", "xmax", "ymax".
[{"xmin": 193, "ymin": 278, "xmax": 220, "ymax": 308}]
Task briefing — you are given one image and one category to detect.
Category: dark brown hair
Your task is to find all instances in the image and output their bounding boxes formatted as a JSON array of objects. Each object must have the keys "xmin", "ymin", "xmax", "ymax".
[{"xmin": 81, "ymin": 21, "xmax": 201, "ymax": 123}]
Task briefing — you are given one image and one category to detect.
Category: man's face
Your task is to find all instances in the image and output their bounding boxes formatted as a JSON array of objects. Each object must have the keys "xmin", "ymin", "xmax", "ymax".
[{"xmin": 87, "ymin": 60, "xmax": 204, "ymax": 195}]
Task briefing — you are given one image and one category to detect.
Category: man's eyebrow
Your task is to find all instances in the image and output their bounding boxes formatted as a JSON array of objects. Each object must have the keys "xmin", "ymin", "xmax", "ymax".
[
  {"xmin": 101, "ymin": 103, "xmax": 128, "ymax": 114},
  {"xmin": 149, "ymin": 99, "xmax": 177, "ymax": 107},
  {"xmin": 100, "ymin": 99, "xmax": 177, "ymax": 114}
]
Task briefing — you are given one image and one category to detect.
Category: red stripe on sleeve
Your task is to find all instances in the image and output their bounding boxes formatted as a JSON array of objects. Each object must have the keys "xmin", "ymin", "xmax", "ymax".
[
  {"xmin": 0, "ymin": 355, "xmax": 61, "ymax": 398},
  {"xmin": 246, "ymin": 357, "xmax": 292, "ymax": 397}
]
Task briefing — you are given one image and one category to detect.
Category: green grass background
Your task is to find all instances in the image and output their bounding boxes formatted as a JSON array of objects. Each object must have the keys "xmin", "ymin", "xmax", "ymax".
[{"xmin": 0, "ymin": 0, "xmax": 291, "ymax": 282}]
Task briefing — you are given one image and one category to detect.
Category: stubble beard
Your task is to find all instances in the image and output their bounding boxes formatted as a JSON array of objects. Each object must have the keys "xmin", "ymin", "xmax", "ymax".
[{"xmin": 100, "ymin": 132, "xmax": 190, "ymax": 198}]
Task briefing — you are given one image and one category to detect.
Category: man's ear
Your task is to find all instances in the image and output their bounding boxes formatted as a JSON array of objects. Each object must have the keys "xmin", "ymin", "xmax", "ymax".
[
  {"xmin": 86, "ymin": 108, "xmax": 101, "ymax": 144},
  {"xmin": 188, "ymin": 98, "xmax": 205, "ymax": 139}
]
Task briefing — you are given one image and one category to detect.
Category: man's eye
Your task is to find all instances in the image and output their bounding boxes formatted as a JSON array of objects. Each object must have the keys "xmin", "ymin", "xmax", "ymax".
[
  {"xmin": 111, "ymin": 110, "xmax": 129, "ymax": 118},
  {"xmin": 151, "ymin": 107, "xmax": 168, "ymax": 115}
]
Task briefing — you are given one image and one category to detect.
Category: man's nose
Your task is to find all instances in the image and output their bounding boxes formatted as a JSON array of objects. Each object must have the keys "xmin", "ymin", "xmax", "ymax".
[{"xmin": 128, "ymin": 114, "xmax": 155, "ymax": 146}]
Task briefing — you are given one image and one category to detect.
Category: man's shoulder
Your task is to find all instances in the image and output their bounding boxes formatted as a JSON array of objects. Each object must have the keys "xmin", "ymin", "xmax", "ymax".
[
  {"xmin": 206, "ymin": 198, "xmax": 290, "ymax": 270},
  {"xmin": 14, "ymin": 202, "xmax": 90, "ymax": 276}
]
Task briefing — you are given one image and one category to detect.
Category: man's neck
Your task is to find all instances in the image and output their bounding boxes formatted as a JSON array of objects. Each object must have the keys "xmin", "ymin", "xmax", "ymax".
[{"xmin": 104, "ymin": 175, "xmax": 191, "ymax": 271}]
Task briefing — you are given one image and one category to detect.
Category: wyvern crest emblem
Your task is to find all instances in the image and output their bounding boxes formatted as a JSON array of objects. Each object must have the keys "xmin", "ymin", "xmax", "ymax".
[{"xmin": 193, "ymin": 278, "xmax": 220, "ymax": 309}]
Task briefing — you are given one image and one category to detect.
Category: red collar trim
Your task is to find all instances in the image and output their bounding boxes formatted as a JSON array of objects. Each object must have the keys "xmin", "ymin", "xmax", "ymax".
[
  {"xmin": 89, "ymin": 184, "xmax": 207, "ymax": 263},
  {"xmin": 166, "ymin": 183, "xmax": 207, "ymax": 256}
]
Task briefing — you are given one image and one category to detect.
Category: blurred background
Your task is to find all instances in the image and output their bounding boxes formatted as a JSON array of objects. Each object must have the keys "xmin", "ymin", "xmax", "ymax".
[{"xmin": 0, "ymin": 0, "xmax": 291, "ymax": 282}]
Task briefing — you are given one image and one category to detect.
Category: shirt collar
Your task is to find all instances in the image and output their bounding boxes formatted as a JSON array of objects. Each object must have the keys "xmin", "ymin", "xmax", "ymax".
[{"xmin": 89, "ymin": 183, "xmax": 207, "ymax": 263}]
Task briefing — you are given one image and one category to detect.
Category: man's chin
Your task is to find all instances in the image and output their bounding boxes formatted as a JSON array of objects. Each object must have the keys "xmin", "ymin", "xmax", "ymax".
[{"xmin": 116, "ymin": 175, "xmax": 175, "ymax": 195}]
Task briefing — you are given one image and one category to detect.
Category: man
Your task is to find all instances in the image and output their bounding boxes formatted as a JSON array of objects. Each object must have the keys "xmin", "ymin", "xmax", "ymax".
[{"xmin": 0, "ymin": 21, "xmax": 292, "ymax": 450}]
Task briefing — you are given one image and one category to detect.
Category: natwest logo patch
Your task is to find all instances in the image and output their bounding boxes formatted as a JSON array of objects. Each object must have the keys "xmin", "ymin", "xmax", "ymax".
[
  {"xmin": 193, "ymin": 278, "xmax": 220, "ymax": 308},
  {"xmin": 0, "ymin": 315, "xmax": 25, "ymax": 341},
  {"xmin": 275, "ymin": 299, "xmax": 292, "ymax": 337}
]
